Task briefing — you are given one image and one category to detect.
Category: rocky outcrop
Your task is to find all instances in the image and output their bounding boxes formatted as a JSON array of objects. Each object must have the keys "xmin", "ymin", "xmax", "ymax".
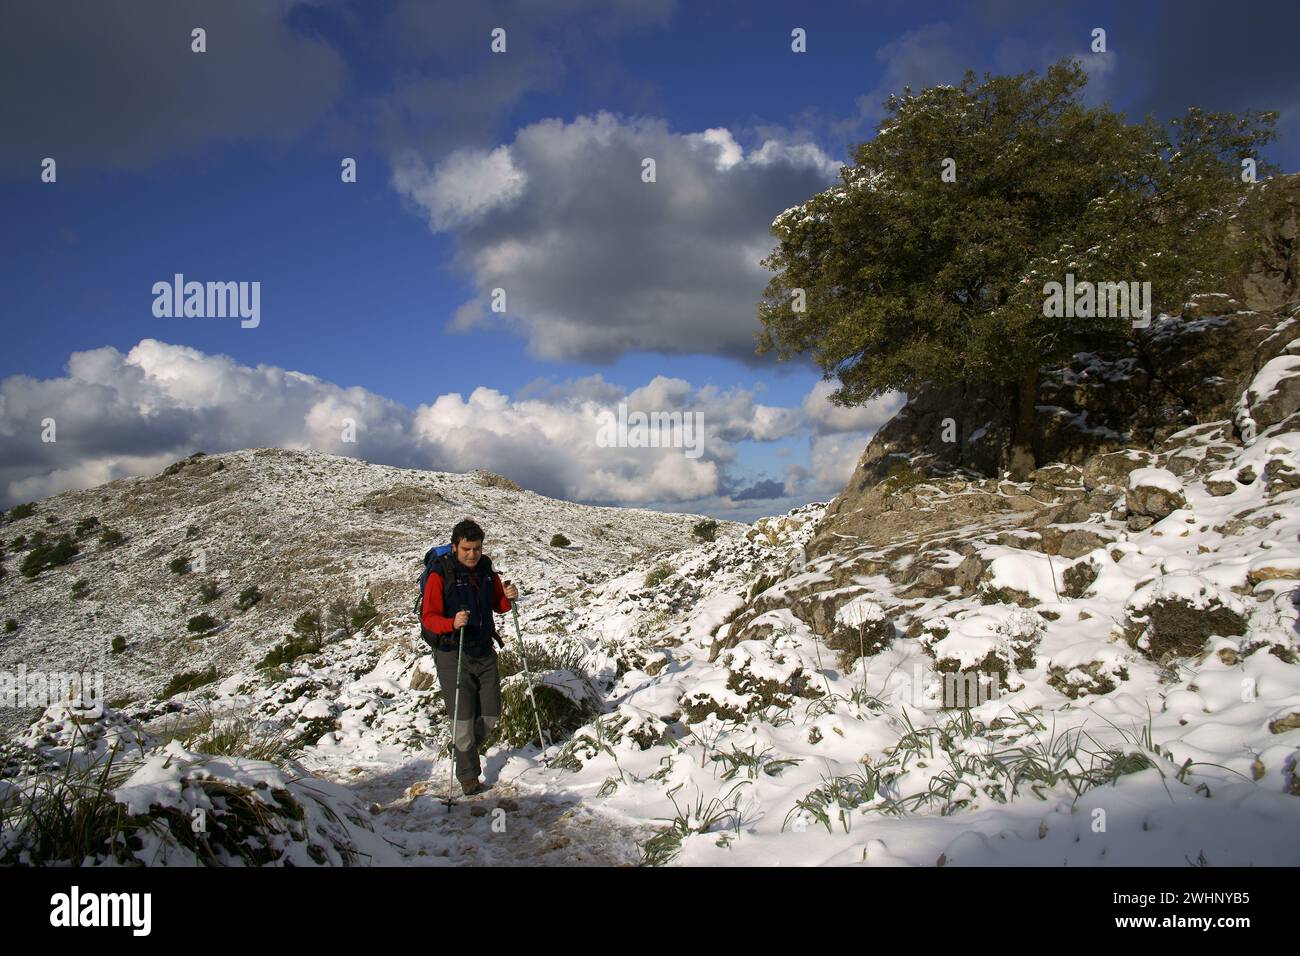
[{"xmin": 813, "ymin": 174, "xmax": 1300, "ymax": 556}]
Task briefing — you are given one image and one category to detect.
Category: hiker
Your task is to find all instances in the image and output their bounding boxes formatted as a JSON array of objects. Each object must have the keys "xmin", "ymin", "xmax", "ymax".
[{"xmin": 420, "ymin": 518, "xmax": 520, "ymax": 795}]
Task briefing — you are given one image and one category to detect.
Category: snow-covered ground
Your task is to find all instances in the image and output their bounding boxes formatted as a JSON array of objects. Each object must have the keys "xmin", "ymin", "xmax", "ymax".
[{"xmin": 2, "ymin": 434, "xmax": 1298, "ymax": 865}]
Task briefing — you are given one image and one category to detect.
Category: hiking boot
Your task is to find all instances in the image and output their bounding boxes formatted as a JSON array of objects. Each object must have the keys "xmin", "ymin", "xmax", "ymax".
[{"xmin": 459, "ymin": 777, "xmax": 484, "ymax": 796}]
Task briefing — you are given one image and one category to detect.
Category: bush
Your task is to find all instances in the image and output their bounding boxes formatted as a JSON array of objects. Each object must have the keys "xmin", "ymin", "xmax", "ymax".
[
  {"xmin": 186, "ymin": 525, "xmax": 200, "ymax": 539},
  {"xmin": 111, "ymin": 635, "xmax": 126, "ymax": 654},
  {"xmin": 74, "ymin": 516, "xmax": 100, "ymax": 538},
  {"xmin": 550, "ymin": 533, "xmax": 571, "ymax": 548},
  {"xmin": 162, "ymin": 452, "xmax": 206, "ymax": 477},
  {"xmin": 11, "ymin": 535, "xmax": 27, "ymax": 549},
  {"xmin": 187, "ymin": 613, "xmax": 220, "ymax": 635},
  {"xmin": 351, "ymin": 593, "xmax": 377, "ymax": 631},
  {"xmin": 292, "ymin": 611, "xmax": 323, "ymax": 644},
  {"xmin": 644, "ymin": 563, "xmax": 673, "ymax": 589},
  {"xmin": 692, "ymin": 519, "xmax": 718, "ymax": 543},
  {"xmin": 70, "ymin": 579, "xmax": 90, "ymax": 600},
  {"xmin": 7, "ymin": 503, "xmax": 36, "ymax": 521},
  {"xmin": 326, "ymin": 598, "xmax": 351, "ymax": 636},
  {"xmin": 168, "ymin": 556, "xmax": 189, "ymax": 575},
  {"xmin": 198, "ymin": 581, "xmax": 221, "ymax": 604},
  {"xmin": 20, "ymin": 534, "xmax": 79, "ymax": 578},
  {"xmin": 257, "ymin": 635, "xmax": 320, "ymax": 670},
  {"xmin": 98, "ymin": 528, "xmax": 125, "ymax": 550},
  {"xmin": 236, "ymin": 586, "xmax": 263, "ymax": 611},
  {"xmin": 4, "ymin": 619, "xmax": 17, "ymax": 633},
  {"xmin": 163, "ymin": 665, "xmax": 220, "ymax": 698}
]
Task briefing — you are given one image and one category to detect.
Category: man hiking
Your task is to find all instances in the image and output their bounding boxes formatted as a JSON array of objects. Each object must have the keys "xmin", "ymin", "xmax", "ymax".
[{"xmin": 420, "ymin": 518, "xmax": 519, "ymax": 795}]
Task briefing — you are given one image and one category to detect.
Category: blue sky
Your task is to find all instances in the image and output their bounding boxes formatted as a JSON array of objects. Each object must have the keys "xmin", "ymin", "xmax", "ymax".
[{"xmin": 2, "ymin": 0, "xmax": 1297, "ymax": 518}]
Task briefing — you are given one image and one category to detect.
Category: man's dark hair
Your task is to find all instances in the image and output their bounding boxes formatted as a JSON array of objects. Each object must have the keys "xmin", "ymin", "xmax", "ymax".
[{"xmin": 451, "ymin": 519, "xmax": 484, "ymax": 545}]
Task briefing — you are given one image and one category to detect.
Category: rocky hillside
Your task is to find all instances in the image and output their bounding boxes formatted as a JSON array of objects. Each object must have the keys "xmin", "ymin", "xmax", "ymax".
[{"xmin": 0, "ymin": 448, "xmax": 724, "ymax": 740}]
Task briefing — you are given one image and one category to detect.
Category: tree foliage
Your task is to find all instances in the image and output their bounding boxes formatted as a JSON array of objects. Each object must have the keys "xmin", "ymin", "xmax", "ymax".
[{"xmin": 757, "ymin": 58, "xmax": 1277, "ymax": 476}]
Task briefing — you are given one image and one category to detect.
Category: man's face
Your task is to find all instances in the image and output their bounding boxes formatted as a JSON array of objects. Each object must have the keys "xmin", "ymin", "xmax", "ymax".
[{"xmin": 455, "ymin": 538, "xmax": 483, "ymax": 568}]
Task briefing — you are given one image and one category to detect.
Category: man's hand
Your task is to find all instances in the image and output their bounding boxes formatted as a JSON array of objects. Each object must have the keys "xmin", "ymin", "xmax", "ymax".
[
  {"xmin": 453, "ymin": 610, "xmax": 470, "ymax": 629},
  {"xmin": 503, "ymin": 580, "xmax": 519, "ymax": 602}
]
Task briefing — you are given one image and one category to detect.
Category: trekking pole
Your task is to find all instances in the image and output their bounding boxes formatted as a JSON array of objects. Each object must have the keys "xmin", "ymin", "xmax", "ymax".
[
  {"xmin": 444, "ymin": 623, "xmax": 467, "ymax": 811},
  {"xmin": 506, "ymin": 584, "xmax": 551, "ymax": 756}
]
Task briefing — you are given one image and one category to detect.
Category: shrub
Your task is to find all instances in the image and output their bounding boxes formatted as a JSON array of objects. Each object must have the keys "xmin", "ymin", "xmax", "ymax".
[
  {"xmin": 825, "ymin": 616, "xmax": 896, "ymax": 669},
  {"xmin": 187, "ymin": 613, "xmax": 220, "ymax": 635},
  {"xmin": 163, "ymin": 665, "xmax": 220, "ymax": 698},
  {"xmin": 644, "ymin": 563, "xmax": 673, "ymax": 589},
  {"xmin": 98, "ymin": 528, "xmax": 125, "ymax": 549},
  {"xmin": 4, "ymin": 619, "xmax": 17, "ymax": 633},
  {"xmin": 7, "ymin": 502, "xmax": 36, "ymax": 521},
  {"xmin": 550, "ymin": 533, "xmax": 571, "ymax": 548},
  {"xmin": 20, "ymin": 534, "xmax": 79, "ymax": 578},
  {"xmin": 74, "ymin": 516, "xmax": 100, "ymax": 538},
  {"xmin": 11, "ymin": 535, "xmax": 27, "ymax": 549},
  {"xmin": 292, "ymin": 611, "xmax": 323, "ymax": 644},
  {"xmin": 70, "ymin": 579, "xmax": 90, "ymax": 600},
  {"xmin": 1126, "ymin": 596, "xmax": 1248, "ymax": 660},
  {"xmin": 236, "ymin": 586, "xmax": 263, "ymax": 611},
  {"xmin": 257, "ymin": 635, "xmax": 320, "ymax": 670},
  {"xmin": 326, "ymin": 598, "xmax": 352, "ymax": 636},
  {"xmin": 350, "ymin": 593, "xmax": 377, "ymax": 631},
  {"xmin": 111, "ymin": 635, "xmax": 126, "ymax": 654},
  {"xmin": 198, "ymin": 581, "xmax": 221, "ymax": 604},
  {"xmin": 186, "ymin": 525, "xmax": 200, "ymax": 539},
  {"xmin": 692, "ymin": 519, "xmax": 718, "ymax": 543},
  {"xmin": 168, "ymin": 556, "xmax": 189, "ymax": 575},
  {"xmin": 162, "ymin": 452, "xmax": 206, "ymax": 477}
]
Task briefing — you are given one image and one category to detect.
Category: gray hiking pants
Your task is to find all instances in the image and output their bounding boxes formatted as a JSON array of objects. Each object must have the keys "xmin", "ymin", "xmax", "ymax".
[{"xmin": 434, "ymin": 646, "xmax": 501, "ymax": 781}]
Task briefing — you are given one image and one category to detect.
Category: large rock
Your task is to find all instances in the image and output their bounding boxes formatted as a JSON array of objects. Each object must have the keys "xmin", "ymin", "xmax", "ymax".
[
  {"xmin": 1126, "ymin": 468, "xmax": 1188, "ymax": 519},
  {"xmin": 1240, "ymin": 353, "xmax": 1300, "ymax": 433}
]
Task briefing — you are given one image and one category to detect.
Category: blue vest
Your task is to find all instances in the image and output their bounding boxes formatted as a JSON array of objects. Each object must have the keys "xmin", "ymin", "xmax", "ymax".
[{"xmin": 438, "ymin": 554, "xmax": 499, "ymax": 657}]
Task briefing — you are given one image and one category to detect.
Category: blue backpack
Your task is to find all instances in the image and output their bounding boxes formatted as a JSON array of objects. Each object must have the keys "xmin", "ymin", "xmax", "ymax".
[{"xmin": 415, "ymin": 544, "xmax": 454, "ymax": 648}]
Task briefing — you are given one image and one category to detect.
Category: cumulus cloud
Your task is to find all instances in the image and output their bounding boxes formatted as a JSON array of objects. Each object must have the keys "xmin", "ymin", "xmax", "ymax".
[
  {"xmin": 0, "ymin": 0, "xmax": 345, "ymax": 173},
  {"xmin": 391, "ymin": 110, "xmax": 841, "ymax": 362},
  {"xmin": 802, "ymin": 380, "xmax": 906, "ymax": 435},
  {"xmin": 0, "ymin": 341, "xmax": 898, "ymax": 514}
]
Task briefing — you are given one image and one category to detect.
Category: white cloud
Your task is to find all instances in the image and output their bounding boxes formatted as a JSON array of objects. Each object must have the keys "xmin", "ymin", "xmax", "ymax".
[
  {"xmin": 393, "ymin": 110, "xmax": 841, "ymax": 361},
  {"xmin": 1, "ymin": 341, "xmax": 894, "ymax": 514},
  {"xmin": 802, "ymin": 380, "xmax": 906, "ymax": 434},
  {"xmin": 391, "ymin": 145, "xmax": 527, "ymax": 232}
]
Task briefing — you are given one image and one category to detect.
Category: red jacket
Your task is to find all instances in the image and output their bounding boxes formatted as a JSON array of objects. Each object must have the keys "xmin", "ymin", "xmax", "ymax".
[{"xmin": 421, "ymin": 563, "xmax": 512, "ymax": 636}]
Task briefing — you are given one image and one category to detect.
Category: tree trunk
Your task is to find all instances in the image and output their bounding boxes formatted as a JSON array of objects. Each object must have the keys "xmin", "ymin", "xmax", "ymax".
[{"xmin": 1006, "ymin": 367, "xmax": 1038, "ymax": 481}]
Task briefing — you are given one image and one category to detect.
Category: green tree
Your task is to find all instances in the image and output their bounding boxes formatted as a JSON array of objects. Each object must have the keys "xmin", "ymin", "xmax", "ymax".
[
  {"xmin": 292, "ymin": 610, "xmax": 323, "ymax": 646},
  {"xmin": 757, "ymin": 58, "xmax": 1277, "ymax": 478},
  {"xmin": 351, "ymin": 593, "xmax": 378, "ymax": 631},
  {"xmin": 327, "ymin": 597, "xmax": 352, "ymax": 636}
]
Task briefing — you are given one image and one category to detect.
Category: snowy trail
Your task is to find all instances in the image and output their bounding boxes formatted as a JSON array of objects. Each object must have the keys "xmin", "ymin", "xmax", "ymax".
[{"xmin": 327, "ymin": 757, "xmax": 652, "ymax": 866}]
